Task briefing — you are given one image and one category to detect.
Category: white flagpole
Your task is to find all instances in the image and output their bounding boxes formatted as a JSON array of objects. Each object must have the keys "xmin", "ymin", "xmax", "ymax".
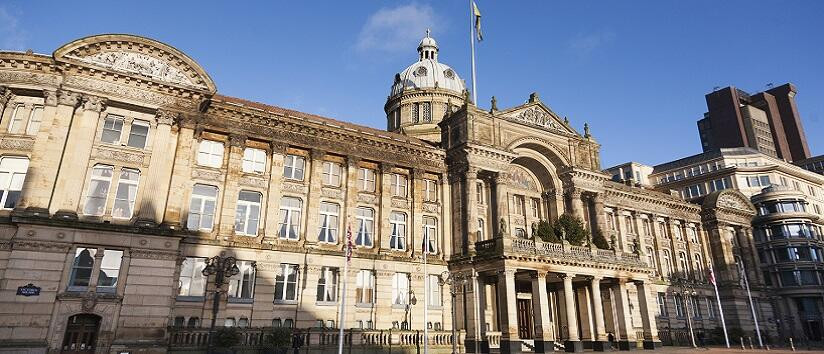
[
  {"xmin": 469, "ymin": 0, "xmax": 478, "ymax": 104},
  {"xmin": 710, "ymin": 267, "xmax": 730, "ymax": 348},
  {"xmin": 337, "ymin": 225, "xmax": 352, "ymax": 354},
  {"xmin": 738, "ymin": 261, "xmax": 763, "ymax": 347},
  {"xmin": 423, "ymin": 232, "xmax": 429, "ymax": 354}
]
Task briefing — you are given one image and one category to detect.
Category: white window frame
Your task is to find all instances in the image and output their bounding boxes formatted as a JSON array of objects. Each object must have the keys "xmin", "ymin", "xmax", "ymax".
[
  {"xmin": 242, "ymin": 148, "xmax": 267, "ymax": 174},
  {"xmin": 477, "ymin": 218, "xmax": 485, "ymax": 241},
  {"xmin": 0, "ymin": 156, "xmax": 29, "ymax": 209},
  {"xmin": 197, "ymin": 140, "xmax": 224, "ymax": 168},
  {"xmin": 355, "ymin": 270, "xmax": 375, "ymax": 304},
  {"xmin": 283, "ymin": 154, "xmax": 305, "ymax": 180},
  {"xmin": 126, "ymin": 119, "xmax": 150, "ymax": 149},
  {"xmin": 427, "ymin": 275, "xmax": 442, "ymax": 307},
  {"xmin": 316, "ymin": 266, "xmax": 338, "ymax": 303},
  {"xmin": 424, "ymin": 179, "xmax": 438, "ymax": 202},
  {"xmin": 392, "ymin": 273, "xmax": 410, "ymax": 305},
  {"xmin": 274, "ymin": 263, "xmax": 299, "ymax": 302},
  {"xmin": 390, "ymin": 173, "xmax": 408, "ymax": 197},
  {"xmin": 513, "ymin": 195, "xmax": 525, "ymax": 215},
  {"xmin": 389, "ymin": 212, "xmax": 407, "ymax": 251},
  {"xmin": 423, "ymin": 216, "xmax": 437, "ymax": 254},
  {"xmin": 83, "ymin": 165, "xmax": 114, "ymax": 216},
  {"xmin": 111, "ymin": 168, "xmax": 140, "ymax": 219},
  {"xmin": 318, "ymin": 202, "xmax": 339, "ymax": 243},
  {"xmin": 228, "ymin": 260, "xmax": 256, "ymax": 300},
  {"xmin": 8, "ymin": 104, "xmax": 25, "ymax": 134},
  {"xmin": 101, "ymin": 114, "xmax": 124, "ymax": 144},
  {"xmin": 96, "ymin": 249, "xmax": 123, "ymax": 293},
  {"xmin": 278, "ymin": 196, "xmax": 302, "ymax": 240},
  {"xmin": 235, "ymin": 191, "xmax": 262, "ymax": 236},
  {"xmin": 187, "ymin": 184, "xmax": 219, "ymax": 231},
  {"xmin": 178, "ymin": 257, "xmax": 207, "ymax": 297},
  {"xmin": 476, "ymin": 181, "xmax": 484, "ymax": 204},
  {"xmin": 358, "ymin": 167, "xmax": 376, "ymax": 192},
  {"xmin": 355, "ymin": 207, "xmax": 374, "ymax": 247},
  {"xmin": 322, "ymin": 161, "xmax": 341, "ymax": 186},
  {"xmin": 25, "ymin": 105, "xmax": 44, "ymax": 136}
]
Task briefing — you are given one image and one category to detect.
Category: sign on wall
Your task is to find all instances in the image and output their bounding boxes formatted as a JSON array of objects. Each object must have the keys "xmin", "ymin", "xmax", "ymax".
[{"xmin": 16, "ymin": 283, "xmax": 41, "ymax": 297}]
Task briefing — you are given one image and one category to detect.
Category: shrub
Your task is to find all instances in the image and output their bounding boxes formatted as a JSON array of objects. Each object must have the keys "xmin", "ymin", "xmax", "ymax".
[
  {"xmin": 265, "ymin": 327, "xmax": 293, "ymax": 349},
  {"xmin": 214, "ymin": 327, "xmax": 241, "ymax": 348},
  {"xmin": 552, "ymin": 214, "xmax": 589, "ymax": 246},
  {"xmin": 534, "ymin": 220, "xmax": 559, "ymax": 243}
]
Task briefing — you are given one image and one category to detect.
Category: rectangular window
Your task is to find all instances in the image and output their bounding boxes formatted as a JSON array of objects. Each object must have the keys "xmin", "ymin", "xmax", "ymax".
[
  {"xmin": 197, "ymin": 140, "xmax": 224, "ymax": 168},
  {"xmin": 624, "ymin": 215, "xmax": 635, "ymax": 234},
  {"xmin": 706, "ymin": 296, "xmax": 716, "ymax": 319},
  {"xmin": 642, "ymin": 218, "xmax": 652, "ymax": 236},
  {"xmin": 710, "ymin": 177, "xmax": 732, "ymax": 192},
  {"xmin": 83, "ymin": 165, "xmax": 113, "ymax": 216},
  {"xmin": 674, "ymin": 295, "xmax": 685, "ymax": 317},
  {"xmin": 476, "ymin": 181, "xmax": 484, "ymax": 204},
  {"xmin": 318, "ymin": 202, "xmax": 339, "ymax": 243},
  {"xmin": 0, "ymin": 157, "xmax": 29, "ymax": 209},
  {"xmin": 389, "ymin": 212, "xmax": 407, "ymax": 250},
  {"xmin": 390, "ymin": 173, "xmax": 408, "ymax": 197},
  {"xmin": 691, "ymin": 296, "xmax": 701, "ymax": 318},
  {"xmin": 8, "ymin": 104, "xmax": 24, "ymax": 133},
  {"xmin": 25, "ymin": 105, "xmax": 44, "ymax": 135},
  {"xmin": 278, "ymin": 197, "xmax": 302, "ymax": 240},
  {"xmin": 477, "ymin": 218, "xmax": 485, "ymax": 240},
  {"xmin": 427, "ymin": 275, "xmax": 442, "ymax": 307},
  {"xmin": 423, "ymin": 216, "xmax": 437, "ymax": 254},
  {"xmin": 684, "ymin": 184, "xmax": 705, "ymax": 198},
  {"xmin": 392, "ymin": 273, "xmax": 410, "ymax": 305},
  {"xmin": 126, "ymin": 120, "xmax": 150, "ymax": 148},
  {"xmin": 178, "ymin": 257, "xmax": 207, "ymax": 297},
  {"xmin": 112, "ymin": 169, "xmax": 140, "ymax": 219},
  {"xmin": 242, "ymin": 148, "xmax": 267, "ymax": 174},
  {"xmin": 283, "ymin": 154, "xmax": 305, "ymax": 180},
  {"xmin": 355, "ymin": 270, "xmax": 375, "ymax": 304},
  {"xmin": 274, "ymin": 264, "xmax": 299, "ymax": 302},
  {"xmin": 188, "ymin": 184, "xmax": 218, "ymax": 230},
  {"xmin": 531, "ymin": 198, "xmax": 540, "ymax": 218},
  {"xmin": 322, "ymin": 161, "xmax": 341, "ymax": 186},
  {"xmin": 101, "ymin": 115, "xmax": 124, "ymax": 144},
  {"xmin": 316, "ymin": 266, "xmax": 338, "ymax": 303},
  {"xmin": 96, "ymin": 250, "xmax": 123, "ymax": 292},
  {"xmin": 235, "ymin": 191, "xmax": 262, "ymax": 236},
  {"xmin": 358, "ymin": 168, "xmax": 376, "ymax": 192},
  {"xmin": 513, "ymin": 195, "xmax": 525, "ymax": 215},
  {"xmin": 355, "ymin": 207, "xmax": 374, "ymax": 247},
  {"xmin": 228, "ymin": 261, "xmax": 256, "ymax": 300},
  {"xmin": 69, "ymin": 248, "xmax": 96, "ymax": 290},
  {"xmin": 424, "ymin": 179, "xmax": 438, "ymax": 202}
]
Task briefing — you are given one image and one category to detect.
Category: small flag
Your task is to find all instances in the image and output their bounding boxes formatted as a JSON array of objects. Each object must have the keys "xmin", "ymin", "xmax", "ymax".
[
  {"xmin": 708, "ymin": 267, "xmax": 716, "ymax": 286},
  {"xmin": 346, "ymin": 224, "xmax": 354, "ymax": 262},
  {"xmin": 473, "ymin": 1, "xmax": 483, "ymax": 42}
]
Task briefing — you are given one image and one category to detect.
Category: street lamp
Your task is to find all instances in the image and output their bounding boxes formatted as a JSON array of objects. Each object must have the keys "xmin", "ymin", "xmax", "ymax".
[
  {"xmin": 670, "ymin": 272, "xmax": 698, "ymax": 348},
  {"xmin": 201, "ymin": 255, "xmax": 240, "ymax": 354},
  {"xmin": 439, "ymin": 270, "xmax": 468, "ymax": 354}
]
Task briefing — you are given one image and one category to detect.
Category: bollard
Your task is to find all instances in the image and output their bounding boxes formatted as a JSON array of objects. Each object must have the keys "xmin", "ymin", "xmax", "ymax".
[
  {"xmin": 748, "ymin": 336, "xmax": 754, "ymax": 350},
  {"xmin": 766, "ymin": 344, "xmax": 770, "ymax": 351},
  {"xmin": 740, "ymin": 337, "xmax": 745, "ymax": 350},
  {"xmin": 789, "ymin": 337, "xmax": 795, "ymax": 351}
]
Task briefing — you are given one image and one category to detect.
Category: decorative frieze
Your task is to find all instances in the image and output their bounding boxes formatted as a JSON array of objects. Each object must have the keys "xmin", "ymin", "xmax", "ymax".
[
  {"xmin": 239, "ymin": 175, "xmax": 267, "ymax": 189},
  {"xmin": 321, "ymin": 187, "xmax": 343, "ymax": 200},
  {"xmin": 130, "ymin": 248, "xmax": 179, "ymax": 261},
  {"xmin": 93, "ymin": 146, "xmax": 147, "ymax": 166},
  {"xmin": 0, "ymin": 136, "xmax": 35, "ymax": 151},
  {"xmin": 191, "ymin": 168, "xmax": 223, "ymax": 182},
  {"xmin": 282, "ymin": 181, "xmax": 308, "ymax": 194},
  {"xmin": 357, "ymin": 193, "xmax": 379, "ymax": 205},
  {"xmin": 422, "ymin": 202, "xmax": 440, "ymax": 214}
]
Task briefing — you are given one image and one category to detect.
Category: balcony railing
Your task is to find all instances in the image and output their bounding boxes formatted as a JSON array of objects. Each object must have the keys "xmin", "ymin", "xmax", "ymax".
[
  {"xmin": 475, "ymin": 237, "xmax": 645, "ymax": 267},
  {"xmin": 168, "ymin": 327, "xmax": 464, "ymax": 351}
]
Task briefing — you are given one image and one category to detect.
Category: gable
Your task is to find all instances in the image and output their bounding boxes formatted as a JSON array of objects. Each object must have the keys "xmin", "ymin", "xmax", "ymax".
[
  {"xmin": 54, "ymin": 34, "xmax": 216, "ymax": 93},
  {"xmin": 499, "ymin": 102, "xmax": 579, "ymax": 136}
]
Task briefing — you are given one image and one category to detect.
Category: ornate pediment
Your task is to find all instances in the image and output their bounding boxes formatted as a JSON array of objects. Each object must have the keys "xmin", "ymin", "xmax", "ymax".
[
  {"xmin": 54, "ymin": 34, "xmax": 216, "ymax": 93},
  {"xmin": 500, "ymin": 103, "xmax": 578, "ymax": 136}
]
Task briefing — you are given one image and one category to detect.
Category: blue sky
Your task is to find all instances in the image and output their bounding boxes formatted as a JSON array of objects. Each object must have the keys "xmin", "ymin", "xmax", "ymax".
[{"xmin": 2, "ymin": 1, "xmax": 822, "ymax": 167}]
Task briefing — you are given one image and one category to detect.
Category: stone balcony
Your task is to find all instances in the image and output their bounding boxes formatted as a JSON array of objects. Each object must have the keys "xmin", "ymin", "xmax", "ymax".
[{"xmin": 474, "ymin": 237, "xmax": 649, "ymax": 271}]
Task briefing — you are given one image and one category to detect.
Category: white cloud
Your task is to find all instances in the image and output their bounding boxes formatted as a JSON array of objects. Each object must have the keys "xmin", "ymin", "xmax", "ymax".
[
  {"xmin": 356, "ymin": 3, "xmax": 442, "ymax": 53},
  {"xmin": 0, "ymin": 7, "xmax": 26, "ymax": 50},
  {"xmin": 568, "ymin": 30, "xmax": 615, "ymax": 55}
]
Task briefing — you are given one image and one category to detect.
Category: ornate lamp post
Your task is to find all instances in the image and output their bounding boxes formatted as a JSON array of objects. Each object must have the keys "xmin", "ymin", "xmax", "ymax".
[
  {"xmin": 202, "ymin": 255, "xmax": 240, "ymax": 354},
  {"xmin": 670, "ymin": 272, "xmax": 698, "ymax": 348},
  {"xmin": 439, "ymin": 270, "xmax": 468, "ymax": 354}
]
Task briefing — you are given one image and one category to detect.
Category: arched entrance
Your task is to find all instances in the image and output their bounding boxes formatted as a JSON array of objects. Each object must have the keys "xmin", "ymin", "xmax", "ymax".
[{"xmin": 61, "ymin": 314, "xmax": 101, "ymax": 353}]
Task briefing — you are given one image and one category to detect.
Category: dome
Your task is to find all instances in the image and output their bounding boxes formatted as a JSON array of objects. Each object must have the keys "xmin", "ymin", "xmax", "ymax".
[{"xmin": 390, "ymin": 31, "xmax": 465, "ymax": 97}]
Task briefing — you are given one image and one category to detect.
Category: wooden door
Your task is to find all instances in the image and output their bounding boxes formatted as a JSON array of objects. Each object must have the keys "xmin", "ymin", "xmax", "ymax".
[
  {"xmin": 62, "ymin": 314, "xmax": 100, "ymax": 353},
  {"xmin": 516, "ymin": 299, "xmax": 533, "ymax": 339}
]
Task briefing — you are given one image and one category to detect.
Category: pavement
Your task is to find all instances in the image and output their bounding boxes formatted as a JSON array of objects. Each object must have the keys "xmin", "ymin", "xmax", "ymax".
[{"xmin": 652, "ymin": 346, "xmax": 824, "ymax": 353}]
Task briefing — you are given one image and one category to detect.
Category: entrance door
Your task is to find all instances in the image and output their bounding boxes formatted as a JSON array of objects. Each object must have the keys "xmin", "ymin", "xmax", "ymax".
[
  {"xmin": 516, "ymin": 299, "xmax": 533, "ymax": 339},
  {"xmin": 62, "ymin": 314, "xmax": 101, "ymax": 353}
]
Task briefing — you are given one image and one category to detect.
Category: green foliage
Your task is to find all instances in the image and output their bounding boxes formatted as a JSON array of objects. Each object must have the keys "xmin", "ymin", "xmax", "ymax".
[
  {"xmin": 553, "ymin": 214, "xmax": 589, "ymax": 246},
  {"xmin": 214, "ymin": 327, "xmax": 241, "ymax": 348},
  {"xmin": 591, "ymin": 228, "xmax": 610, "ymax": 250},
  {"xmin": 534, "ymin": 220, "xmax": 559, "ymax": 243},
  {"xmin": 264, "ymin": 327, "xmax": 293, "ymax": 349}
]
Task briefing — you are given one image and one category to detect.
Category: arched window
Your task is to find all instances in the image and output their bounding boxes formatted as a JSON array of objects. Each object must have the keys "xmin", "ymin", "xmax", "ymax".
[
  {"xmin": 678, "ymin": 251, "xmax": 689, "ymax": 276},
  {"xmin": 278, "ymin": 197, "xmax": 302, "ymax": 240},
  {"xmin": 662, "ymin": 249, "xmax": 672, "ymax": 277},
  {"xmin": 0, "ymin": 156, "xmax": 29, "ymax": 209},
  {"xmin": 389, "ymin": 212, "xmax": 406, "ymax": 250},
  {"xmin": 423, "ymin": 216, "xmax": 438, "ymax": 254},
  {"xmin": 692, "ymin": 254, "xmax": 704, "ymax": 280}
]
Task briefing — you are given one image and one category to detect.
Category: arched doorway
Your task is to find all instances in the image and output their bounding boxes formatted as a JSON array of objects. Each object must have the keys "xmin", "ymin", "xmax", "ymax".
[{"xmin": 62, "ymin": 314, "xmax": 101, "ymax": 353}]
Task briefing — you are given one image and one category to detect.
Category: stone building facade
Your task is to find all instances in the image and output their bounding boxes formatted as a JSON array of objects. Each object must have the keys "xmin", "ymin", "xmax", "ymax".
[{"xmin": 0, "ymin": 34, "xmax": 778, "ymax": 354}]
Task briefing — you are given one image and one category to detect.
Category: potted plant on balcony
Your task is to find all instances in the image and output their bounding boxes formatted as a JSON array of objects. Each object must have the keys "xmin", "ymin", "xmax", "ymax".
[
  {"xmin": 534, "ymin": 220, "xmax": 559, "ymax": 243},
  {"xmin": 552, "ymin": 214, "xmax": 589, "ymax": 246},
  {"xmin": 263, "ymin": 327, "xmax": 293, "ymax": 354}
]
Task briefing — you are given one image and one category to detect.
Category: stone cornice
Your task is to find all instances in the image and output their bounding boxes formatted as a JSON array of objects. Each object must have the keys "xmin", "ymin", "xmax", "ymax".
[{"xmin": 603, "ymin": 181, "xmax": 702, "ymax": 217}]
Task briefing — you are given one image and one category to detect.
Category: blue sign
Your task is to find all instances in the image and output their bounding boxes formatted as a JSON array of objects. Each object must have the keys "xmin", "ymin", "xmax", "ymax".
[{"xmin": 17, "ymin": 283, "xmax": 40, "ymax": 296}]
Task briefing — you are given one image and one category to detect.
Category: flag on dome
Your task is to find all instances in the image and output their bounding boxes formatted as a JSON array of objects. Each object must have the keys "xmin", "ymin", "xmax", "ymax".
[{"xmin": 473, "ymin": 1, "xmax": 483, "ymax": 41}]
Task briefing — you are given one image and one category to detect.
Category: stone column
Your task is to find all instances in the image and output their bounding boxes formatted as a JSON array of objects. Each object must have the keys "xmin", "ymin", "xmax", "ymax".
[
  {"xmin": 634, "ymin": 280, "xmax": 660, "ymax": 349},
  {"xmin": 611, "ymin": 279, "xmax": 635, "ymax": 350},
  {"xmin": 217, "ymin": 135, "xmax": 245, "ymax": 237},
  {"xmin": 411, "ymin": 169, "xmax": 425, "ymax": 257},
  {"xmin": 440, "ymin": 174, "xmax": 453, "ymax": 256},
  {"xmin": 51, "ymin": 95, "xmax": 107, "ymax": 218},
  {"xmin": 590, "ymin": 276, "xmax": 608, "ymax": 351},
  {"xmin": 593, "ymin": 193, "xmax": 607, "ymax": 236},
  {"xmin": 561, "ymin": 273, "xmax": 583, "ymax": 352},
  {"xmin": 466, "ymin": 167, "xmax": 480, "ymax": 253},
  {"xmin": 304, "ymin": 149, "xmax": 327, "ymax": 246},
  {"xmin": 343, "ymin": 157, "xmax": 361, "ymax": 249},
  {"xmin": 17, "ymin": 90, "xmax": 80, "ymax": 214},
  {"xmin": 494, "ymin": 172, "xmax": 510, "ymax": 238},
  {"xmin": 568, "ymin": 189, "xmax": 585, "ymax": 221},
  {"xmin": 135, "ymin": 110, "xmax": 179, "ymax": 226},
  {"xmin": 476, "ymin": 274, "xmax": 489, "ymax": 353},
  {"xmin": 613, "ymin": 208, "xmax": 626, "ymax": 252},
  {"xmin": 262, "ymin": 142, "xmax": 287, "ymax": 242},
  {"xmin": 531, "ymin": 271, "xmax": 553, "ymax": 353},
  {"xmin": 497, "ymin": 269, "xmax": 521, "ymax": 354},
  {"xmin": 0, "ymin": 86, "xmax": 11, "ymax": 118}
]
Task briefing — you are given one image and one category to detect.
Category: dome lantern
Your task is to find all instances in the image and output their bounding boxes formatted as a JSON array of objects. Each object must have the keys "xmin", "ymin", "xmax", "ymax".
[{"xmin": 418, "ymin": 29, "xmax": 439, "ymax": 61}]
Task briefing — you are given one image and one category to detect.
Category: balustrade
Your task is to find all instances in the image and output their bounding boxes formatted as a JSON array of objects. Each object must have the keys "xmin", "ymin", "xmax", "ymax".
[{"xmin": 474, "ymin": 238, "xmax": 646, "ymax": 267}]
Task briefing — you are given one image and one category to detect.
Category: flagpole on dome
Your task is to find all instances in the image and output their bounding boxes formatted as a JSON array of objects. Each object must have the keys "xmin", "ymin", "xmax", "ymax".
[
  {"xmin": 337, "ymin": 224, "xmax": 353, "ymax": 354},
  {"xmin": 469, "ymin": 0, "xmax": 483, "ymax": 105},
  {"xmin": 709, "ymin": 267, "xmax": 730, "ymax": 348}
]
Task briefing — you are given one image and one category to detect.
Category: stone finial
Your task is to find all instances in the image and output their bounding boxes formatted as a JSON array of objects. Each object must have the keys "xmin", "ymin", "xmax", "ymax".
[
  {"xmin": 528, "ymin": 92, "xmax": 539, "ymax": 103},
  {"xmin": 490, "ymin": 96, "xmax": 498, "ymax": 112},
  {"xmin": 563, "ymin": 116, "xmax": 569, "ymax": 125},
  {"xmin": 584, "ymin": 123, "xmax": 591, "ymax": 138}
]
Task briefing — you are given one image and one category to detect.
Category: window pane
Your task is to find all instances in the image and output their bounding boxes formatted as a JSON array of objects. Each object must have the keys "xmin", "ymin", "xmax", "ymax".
[
  {"xmin": 69, "ymin": 248, "xmax": 96, "ymax": 288},
  {"xmin": 126, "ymin": 121, "xmax": 149, "ymax": 148},
  {"xmin": 97, "ymin": 250, "xmax": 123, "ymax": 291},
  {"xmin": 84, "ymin": 166, "xmax": 113, "ymax": 215},
  {"xmin": 101, "ymin": 115, "xmax": 123, "ymax": 144}
]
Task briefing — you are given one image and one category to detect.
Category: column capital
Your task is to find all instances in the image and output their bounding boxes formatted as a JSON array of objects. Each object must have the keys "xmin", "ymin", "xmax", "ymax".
[
  {"xmin": 380, "ymin": 163, "xmax": 395, "ymax": 173},
  {"xmin": 42, "ymin": 90, "xmax": 58, "ymax": 107},
  {"xmin": 347, "ymin": 156, "xmax": 361, "ymax": 168},
  {"xmin": 310, "ymin": 149, "xmax": 326, "ymax": 160},
  {"xmin": 558, "ymin": 272, "xmax": 575, "ymax": 279},
  {"xmin": 530, "ymin": 270, "xmax": 549, "ymax": 279},
  {"xmin": 228, "ymin": 134, "xmax": 247, "ymax": 148},
  {"xmin": 494, "ymin": 171, "xmax": 510, "ymax": 184},
  {"xmin": 466, "ymin": 166, "xmax": 481, "ymax": 178},
  {"xmin": 633, "ymin": 279, "xmax": 647, "ymax": 287},
  {"xmin": 155, "ymin": 109, "xmax": 180, "ymax": 126},
  {"xmin": 411, "ymin": 168, "xmax": 425, "ymax": 179},
  {"xmin": 270, "ymin": 140, "xmax": 288, "ymax": 153},
  {"xmin": 57, "ymin": 90, "xmax": 82, "ymax": 107},
  {"xmin": 82, "ymin": 95, "xmax": 106, "ymax": 113}
]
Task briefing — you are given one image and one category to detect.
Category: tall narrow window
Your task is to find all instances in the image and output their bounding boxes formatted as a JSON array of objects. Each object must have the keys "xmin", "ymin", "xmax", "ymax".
[
  {"xmin": 391, "ymin": 173, "xmax": 408, "ymax": 197},
  {"xmin": 96, "ymin": 250, "xmax": 123, "ymax": 293},
  {"xmin": 531, "ymin": 198, "xmax": 540, "ymax": 218},
  {"xmin": 8, "ymin": 104, "xmax": 24, "ymax": 133},
  {"xmin": 274, "ymin": 263, "xmax": 299, "ymax": 302},
  {"xmin": 126, "ymin": 120, "xmax": 150, "ymax": 149},
  {"xmin": 355, "ymin": 270, "xmax": 375, "ymax": 304},
  {"xmin": 513, "ymin": 195, "xmax": 525, "ymax": 215},
  {"xmin": 197, "ymin": 140, "xmax": 224, "ymax": 168},
  {"xmin": 178, "ymin": 257, "xmax": 207, "ymax": 296},
  {"xmin": 427, "ymin": 275, "xmax": 442, "ymax": 307},
  {"xmin": 476, "ymin": 181, "xmax": 484, "ymax": 204},
  {"xmin": 101, "ymin": 115, "xmax": 124, "ymax": 144},
  {"xmin": 657, "ymin": 292, "xmax": 668, "ymax": 316},
  {"xmin": 68, "ymin": 248, "xmax": 96, "ymax": 290},
  {"xmin": 423, "ymin": 216, "xmax": 437, "ymax": 254},
  {"xmin": 355, "ymin": 207, "xmax": 374, "ymax": 247},
  {"xmin": 674, "ymin": 295, "xmax": 685, "ymax": 317},
  {"xmin": 358, "ymin": 168, "xmax": 376, "ymax": 192},
  {"xmin": 228, "ymin": 261, "xmax": 256, "ymax": 300},
  {"xmin": 424, "ymin": 179, "xmax": 438, "ymax": 202},
  {"xmin": 318, "ymin": 202, "xmax": 339, "ymax": 243},
  {"xmin": 678, "ymin": 251, "xmax": 689, "ymax": 275},
  {"xmin": 242, "ymin": 148, "xmax": 266, "ymax": 174},
  {"xmin": 188, "ymin": 184, "xmax": 218, "ymax": 230},
  {"xmin": 389, "ymin": 212, "xmax": 407, "ymax": 250},
  {"xmin": 316, "ymin": 267, "xmax": 338, "ymax": 302},
  {"xmin": 278, "ymin": 197, "xmax": 302, "ymax": 240},
  {"xmin": 83, "ymin": 165, "xmax": 113, "ymax": 216},
  {"xmin": 662, "ymin": 249, "xmax": 672, "ymax": 277},
  {"xmin": 392, "ymin": 273, "xmax": 410, "ymax": 305},
  {"xmin": 322, "ymin": 162, "xmax": 341, "ymax": 186},
  {"xmin": 283, "ymin": 155, "xmax": 305, "ymax": 180},
  {"xmin": 0, "ymin": 157, "xmax": 29, "ymax": 209},
  {"xmin": 112, "ymin": 169, "xmax": 140, "ymax": 219},
  {"xmin": 477, "ymin": 218, "xmax": 485, "ymax": 240},
  {"xmin": 25, "ymin": 105, "xmax": 44, "ymax": 135},
  {"xmin": 693, "ymin": 254, "xmax": 704, "ymax": 281},
  {"xmin": 235, "ymin": 191, "xmax": 262, "ymax": 236}
]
